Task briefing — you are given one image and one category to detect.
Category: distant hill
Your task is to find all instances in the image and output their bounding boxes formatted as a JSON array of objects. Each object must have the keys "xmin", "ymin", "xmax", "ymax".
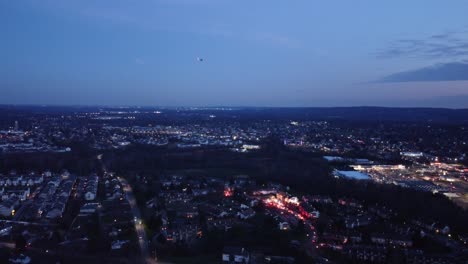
[
  {"xmin": 0, "ymin": 105, "xmax": 467, "ymax": 124},
  {"xmin": 232, "ymin": 107, "xmax": 468, "ymax": 123}
]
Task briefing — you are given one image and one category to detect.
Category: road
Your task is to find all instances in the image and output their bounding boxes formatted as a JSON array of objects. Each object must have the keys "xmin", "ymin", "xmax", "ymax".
[
  {"xmin": 118, "ymin": 176, "xmax": 156, "ymax": 264},
  {"xmin": 0, "ymin": 241, "xmax": 15, "ymax": 249},
  {"xmin": 98, "ymin": 154, "xmax": 156, "ymax": 263},
  {"xmin": 0, "ymin": 219, "xmax": 56, "ymax": 227}
]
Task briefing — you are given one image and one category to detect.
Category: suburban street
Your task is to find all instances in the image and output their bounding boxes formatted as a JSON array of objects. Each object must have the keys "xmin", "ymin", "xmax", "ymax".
[
  {"xmin": 118, "ymin": 176, "xmax": 156, "ymax": 264},
  {"xmin": 98, "ymin": 154, "xmax": 156, "ymax": 263}
]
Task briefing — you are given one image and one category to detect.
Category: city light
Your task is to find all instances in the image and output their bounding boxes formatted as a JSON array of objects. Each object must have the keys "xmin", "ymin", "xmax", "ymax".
[{"xmin": 224, "ymin": 187, "xmax": 233, "ymax": 197}]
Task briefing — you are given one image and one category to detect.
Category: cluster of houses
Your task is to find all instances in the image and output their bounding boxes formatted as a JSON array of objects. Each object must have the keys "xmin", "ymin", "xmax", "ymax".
[
  {"xmin": 62, "ymin": 171, "xmax": 142, "ymax": 260},
  {"xmin": 76, "ymin": 175, "xmax": 99, "ymax": 201},
  {"xmin": 302, "ymin": 196, "xmax": 468, "ymax": 263},
  {"xmin": 344, "ymin": 245, "xmax": 457, "ymax": 264},
  {"xmin": 68, "ymin": 172, "xmax": 131, "ymax": 246},
  {"xmin": 0, "ymin": 171, "xmax": 48, "ymax": 217},
  {"xmin": 150, "ymin": 175, "xmax": 266, "ymax": 244},
  {"xmin": 98, "ymin": 123, "xmax": 267, "ymax": 151},
  {"xmin": 35, "ymin": 172, "xmax": 75, "ymax": 220},
  {"xmin": 0, "ymin": 196, "xmax": 20, "ymax": 217},
  {"xmin": 99, "ymin": 173, "xmax": 138, "ymax": 255},
  {"xmin": 0, "ymin": 126, "xmax": 70, "ymax": 154},
  {"xmin": 221, "ymin": 246, "xmax": 297, "ymax": 264},
  {"xmin": 0, "ymin": 170, "xmax": 103, "ymax": 222},
  {"xmin": 152, "ymin": 174, "xmax": 320, "ymax": 261},
  {"xmin": 216, "ymin": 188, "xmax": 465, "ymax": 263}
]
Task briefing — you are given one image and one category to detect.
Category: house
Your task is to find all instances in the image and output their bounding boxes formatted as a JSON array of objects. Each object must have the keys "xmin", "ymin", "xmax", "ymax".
[
  {"xmin": 84, "ymin": 191, "xmax": 96, "ymax": 201},
  {"xmin": 79, "ymin": 203, "xmax": 99, "ymax": 215},
  {"xmin": 9, "ymin": 254, "xmax": 31, "ymax": 264},
  {"xmin": 174, "ymin": 204, "xmax": 198, "ymax": 219},
  {"xmin": 441, "ymin": 226, "xmax": 450, "ymax": 235},
  {"xmin": 111, "ymin": 240, "xmax": 128, "ymax": 250},
  {"xmin": 279, "ymin": 222, "xmax": 290, "ymax": 231},
  {"xmin": 61, "ymin": 170, "xmax": 71, "ymax": 179},
  {"xmin": 240, "ymin": 204, "xmax": 250, "ymax": 210},
  {"xmin": 345, "ymin": 215, "xmax": 372, "ymax": 229},
  {"xmin": 348, "ymin": 233, "xmax": 363, "ymax": 243},
  {"xmin": 219, "ymin": 211, "xmax": 230, "ymax": 218},
  {"xmin": 46, "ymin": 208, "xmax": 62, "ymax": 219},
  {"xmin": 222, "ymin": 246, "xmax": 250, "ymax": 263},
  {"xmin": 0, "ymin": 197, "xmax": 19, "ymax": 217},
  {"xmin": 309, "ymin": 210, "xmax": 320, "ymax": 219},
  {"xmin": 207, "ymin": 217, "xmax": 239, "ymax": 231},
  {"xmin": 371, "ymin": 233, "xmax": 413, "ymax": 247},
  {"xmin": 344, "ymin": 245, "xmax": 386, "ymax": 263},
  {"xmin": 305, "ymin": 195, "xmax": 333, "ymax": 204},
  {"xmin": 237, "ymin": 209, "xmax": 255, "ymax": 220},
  {"xmin": 191, "ymin": 188, "xmax": 209, "ymax": 197},
  {"xmin": 405, "ymin": 251, "xmax": 455, "ymax": 264},
  {"xmin": 84, "ymin": 176, "xmax": 99, "ymax": 201}
]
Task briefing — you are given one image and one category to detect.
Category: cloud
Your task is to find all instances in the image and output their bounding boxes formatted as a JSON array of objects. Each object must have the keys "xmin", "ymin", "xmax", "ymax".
[
  {"xmin": 377, "ymin": 31, "xmax": 468, "ymax": 59},
  {"xmin": 377, "ymin": 62, "xmax": 468, "ymax": 83}
]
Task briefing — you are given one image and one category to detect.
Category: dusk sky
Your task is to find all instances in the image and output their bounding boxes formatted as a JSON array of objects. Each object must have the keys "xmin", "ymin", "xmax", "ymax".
[{"xmin": 2, "ymin": 1, "xmax": 468, "ymax": 107}]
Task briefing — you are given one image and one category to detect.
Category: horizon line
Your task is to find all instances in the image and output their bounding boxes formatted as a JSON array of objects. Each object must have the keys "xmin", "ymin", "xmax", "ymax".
[{"xmin": 0, "ymin": 103, "xmax": 467, "ymax": 110}]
